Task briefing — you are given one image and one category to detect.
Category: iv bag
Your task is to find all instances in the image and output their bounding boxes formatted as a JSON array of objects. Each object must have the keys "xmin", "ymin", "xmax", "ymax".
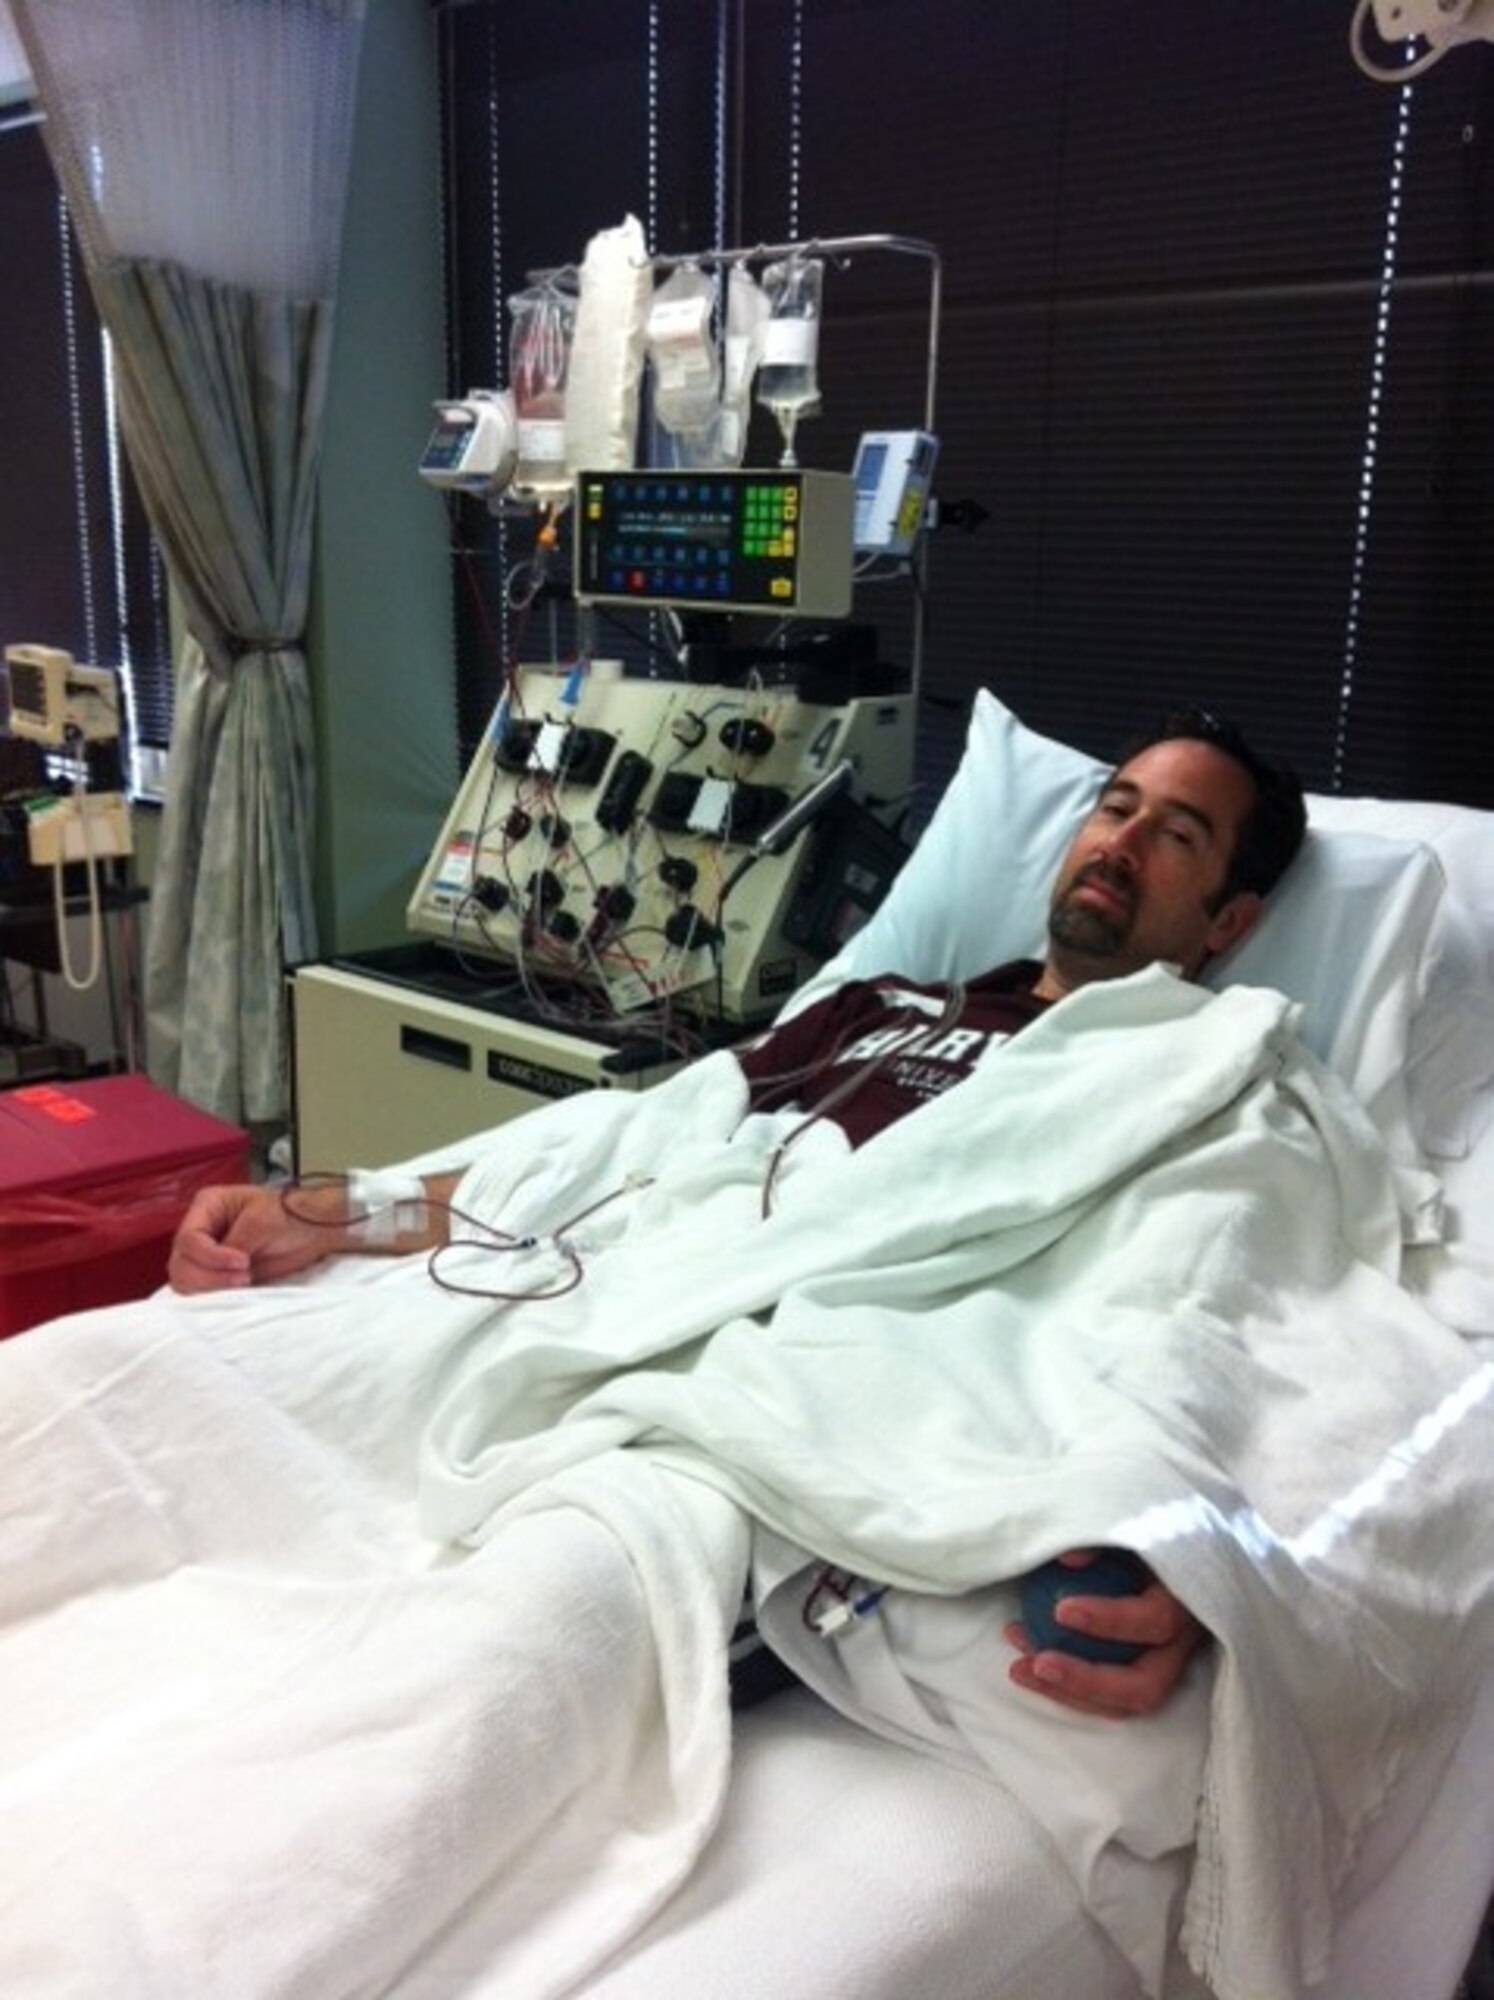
[
  {"xmin": 718, "ymin": 262, "xmax": 769, "ymax": 468},
  {"xmin": 757, "ymin": 255, "xmax": 824, "ymax": 466},
  {"xmin": 565, "ymin": 214, "xmax": 651, "ymax": 479},
  {"xmin": 647, "ymin": 263, "xmax": 721, "ymax": 446},
  {"xmin": 509, "ymin": 274, "xmax": 577, "ymax": 498}
]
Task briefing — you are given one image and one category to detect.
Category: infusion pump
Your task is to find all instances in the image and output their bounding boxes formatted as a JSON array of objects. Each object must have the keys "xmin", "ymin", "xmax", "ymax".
[{"xmin": 406, "ymin": 667, "xmax": 914, "ymax": 1024}]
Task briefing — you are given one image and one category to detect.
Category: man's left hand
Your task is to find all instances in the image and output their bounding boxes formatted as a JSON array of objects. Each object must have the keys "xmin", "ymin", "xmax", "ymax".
[{"xmin": 1004, "ymin": 1554, "xmax": 1207, "ymax": 1718}]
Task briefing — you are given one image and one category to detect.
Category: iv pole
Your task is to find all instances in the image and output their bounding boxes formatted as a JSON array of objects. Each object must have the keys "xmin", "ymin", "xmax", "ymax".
[{"xmin": 531, "ymin": 232, "xmax": 943, "ymax": 708}]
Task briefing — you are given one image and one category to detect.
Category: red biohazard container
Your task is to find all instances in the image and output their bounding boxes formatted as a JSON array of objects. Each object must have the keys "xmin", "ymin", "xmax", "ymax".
[{"xmin": 0, "ymin": 1075, "xmax": 251, "ymax": 1335}]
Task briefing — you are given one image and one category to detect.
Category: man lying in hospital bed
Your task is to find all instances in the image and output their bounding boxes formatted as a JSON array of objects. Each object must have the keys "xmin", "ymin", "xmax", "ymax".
[
  {"xmin": 175, "ymin": 708, "xmax": 1295, "ymax": 1722},
  {"xmin": 4, "ymin": 702, "xmax": 1492, "ymax": 2000}
]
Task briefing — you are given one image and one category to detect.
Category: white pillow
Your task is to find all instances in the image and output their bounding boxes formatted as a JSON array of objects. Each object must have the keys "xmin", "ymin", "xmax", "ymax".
[
  {"xmin": 792, "ymin": 690, "xmax": 1494, "ymax": 1166},
  {"xmin": 1304, "ymin": 794, "xmax": 1494, "ymax": 1161},
  {"xmin": 792, "ymin": 691, "xmax": 1100, "ymax": 987}
]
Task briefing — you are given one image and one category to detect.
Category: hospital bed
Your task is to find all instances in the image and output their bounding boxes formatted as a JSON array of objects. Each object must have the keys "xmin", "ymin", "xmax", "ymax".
[{"xmin": 1, "ymin": 691, "xmax": 1490, "ymax": 2000}]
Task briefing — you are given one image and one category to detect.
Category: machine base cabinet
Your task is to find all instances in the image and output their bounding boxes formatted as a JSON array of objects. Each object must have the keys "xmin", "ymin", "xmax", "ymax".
[{"xmin": 290, "ymin": 960, "xmax": 688, "ymax": 1175}]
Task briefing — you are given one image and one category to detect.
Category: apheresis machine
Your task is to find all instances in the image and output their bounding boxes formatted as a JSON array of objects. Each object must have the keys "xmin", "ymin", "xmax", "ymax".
[{"xmin": 292, "ymin": 227, "xmax": 941, "ymax": 1170}]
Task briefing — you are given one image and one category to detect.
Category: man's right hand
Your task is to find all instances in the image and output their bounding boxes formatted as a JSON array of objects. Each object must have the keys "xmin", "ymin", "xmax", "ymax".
[{"xmin": 167, "ymin": 1183, "xmax": 348, "ymax": 1294}]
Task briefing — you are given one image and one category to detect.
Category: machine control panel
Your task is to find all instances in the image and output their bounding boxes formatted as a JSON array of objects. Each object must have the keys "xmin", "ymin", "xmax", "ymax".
[
  {"xmin": 573, "ymin": 469, "xmax": 854, "ymax": 619},
  {"xmin": 406, "ymin": 666, "xmax": 913, "ymax": 1024}
]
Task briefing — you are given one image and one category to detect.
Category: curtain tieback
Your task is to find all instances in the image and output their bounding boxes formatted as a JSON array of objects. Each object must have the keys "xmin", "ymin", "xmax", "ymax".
[{"xmin": 226, "ymin": 635, "xmax": 294, "ymax": 659}]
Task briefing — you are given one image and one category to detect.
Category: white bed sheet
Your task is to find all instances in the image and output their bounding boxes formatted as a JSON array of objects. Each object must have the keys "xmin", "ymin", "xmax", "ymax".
[
  {"xmin": 583, "ymin": 1668, "xmax": 1494, "ymax": 2000},
  {"xmin": 585, "ymin": 1687, "xmax": 1149, "ymax": 2000}
]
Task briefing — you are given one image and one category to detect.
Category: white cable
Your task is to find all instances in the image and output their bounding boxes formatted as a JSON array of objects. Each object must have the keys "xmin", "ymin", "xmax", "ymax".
[
  {"xmin": 1334, "ymin": 59, "xmax": 1414, "ymax": 787},
  {"xmin": 53, "ymin": 776, "xmax": 105, "ymax": 994}
]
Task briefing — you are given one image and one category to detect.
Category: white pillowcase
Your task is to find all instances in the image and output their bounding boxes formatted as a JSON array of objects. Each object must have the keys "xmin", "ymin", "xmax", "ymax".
[
  {"xmin": 1303, "ymin": 793, "xmax": 1494, "ymax": 1161},
  {"xmin": 789, "ymin": 690, "xmax": 1494, "ymax": 1166}
]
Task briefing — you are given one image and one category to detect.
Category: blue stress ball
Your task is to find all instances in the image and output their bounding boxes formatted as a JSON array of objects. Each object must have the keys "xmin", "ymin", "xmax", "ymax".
[{"xmin": 1018, "ymin": 1549, "xmax": 1151, "ymax": 1666}]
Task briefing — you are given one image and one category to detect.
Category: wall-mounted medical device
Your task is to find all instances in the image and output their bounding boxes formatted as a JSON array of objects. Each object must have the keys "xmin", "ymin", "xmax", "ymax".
[
  {"xmin": 1369, "ymin": 0, "xmax": 1494, "ymax": 42},
  {"xmin": 22, "ymin": 793, "xmax": 133, "ymax": 868},
  {"xmin": 3, "ymin": 644, "xmax": 121, "ymax": 747},
  {"xmin": 573, "ymin": 469, "xmax": 854, "ymax": 619},
  {"xmin": 851, "ymin": 430, "xmax": 940, "ymax": 556},
  {"xmin": 1352, "ymin": 0, "xmax": 1494, "ymax": 74},
  {"xmin": 417, "ymin": 390, "xmax": 519, "ymax": 498},
  {"xmin": 406, "ymin": 664, "xmax": 912, "ymax": 1023},
  {"xmin": 2, "ymin": 643, "xmax": 132, "ymax": 994}
]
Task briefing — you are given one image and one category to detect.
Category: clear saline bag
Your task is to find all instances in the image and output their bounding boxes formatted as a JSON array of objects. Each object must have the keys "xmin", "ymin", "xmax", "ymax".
[
  {"xmin": 756, "ymin": 253, "xmax": 824, "ymax": 466},
  {"xmin": 508, "ymin": 274, "xmax": 577, "ymax": 499}
]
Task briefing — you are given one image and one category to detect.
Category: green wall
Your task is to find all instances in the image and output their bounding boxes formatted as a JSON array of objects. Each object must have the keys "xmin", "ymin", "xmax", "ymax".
[{"xmin": 308, "ymin": 0, "xmax": 457, "ymax": 954}]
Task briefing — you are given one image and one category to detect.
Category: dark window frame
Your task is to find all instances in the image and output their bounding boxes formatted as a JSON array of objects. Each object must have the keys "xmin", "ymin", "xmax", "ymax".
[{"xmin": 0, "ymin": 109, "xmax": 174, "ymax": 791}]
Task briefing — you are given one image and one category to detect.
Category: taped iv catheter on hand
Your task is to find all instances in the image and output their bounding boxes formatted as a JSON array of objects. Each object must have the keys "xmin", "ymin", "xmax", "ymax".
[{"xmin": 282, "ymin": 1170, "xmax": 659, "ymax": 1304}]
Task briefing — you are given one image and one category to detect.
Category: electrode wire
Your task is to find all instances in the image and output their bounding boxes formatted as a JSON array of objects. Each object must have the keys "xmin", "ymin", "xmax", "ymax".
[
  {"xmin": 280, "ymin": 1172, "xmax": 657, "ymax": 1304},
  {"xmin": 758, "ymin": 983, "xmax": 965, "ymax": 1217}
]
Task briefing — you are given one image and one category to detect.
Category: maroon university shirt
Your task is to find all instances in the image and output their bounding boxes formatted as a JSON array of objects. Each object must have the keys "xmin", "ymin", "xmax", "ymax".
[{"xmin": 735, "ymin": 961, "xmax": 1050, "ymax": 1150}]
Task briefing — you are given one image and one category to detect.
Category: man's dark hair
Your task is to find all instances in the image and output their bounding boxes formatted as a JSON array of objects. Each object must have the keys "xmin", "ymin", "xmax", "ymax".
[{"xmin": 1121, "ymin": 707, "xmax": 1308, "ymax": 903}]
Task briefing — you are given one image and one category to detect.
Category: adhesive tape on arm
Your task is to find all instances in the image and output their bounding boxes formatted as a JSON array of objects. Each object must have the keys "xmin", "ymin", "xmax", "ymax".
[{"xmin": 347, "ymin": 1169, "xmax": 427, "ymax": 1246}]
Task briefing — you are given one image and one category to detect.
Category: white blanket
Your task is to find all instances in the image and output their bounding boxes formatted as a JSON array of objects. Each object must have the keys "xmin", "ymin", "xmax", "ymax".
[
  {"xmin": 2, "ymin": 968, "xmax": 1490, "ymax": 2000},
  {"xmin": 418, "ymin": 967, "xmax": 1494, "ymax": 2000},
  {"xmin": 0, "ymin": 1277, "xmax": 746, "ymax": 1997}
]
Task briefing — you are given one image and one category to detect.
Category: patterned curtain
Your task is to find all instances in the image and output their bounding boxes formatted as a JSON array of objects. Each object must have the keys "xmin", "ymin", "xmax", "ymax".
[{"xmin": 12, "ymin": 0, "xmax": 366, "ymax": 1123}]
